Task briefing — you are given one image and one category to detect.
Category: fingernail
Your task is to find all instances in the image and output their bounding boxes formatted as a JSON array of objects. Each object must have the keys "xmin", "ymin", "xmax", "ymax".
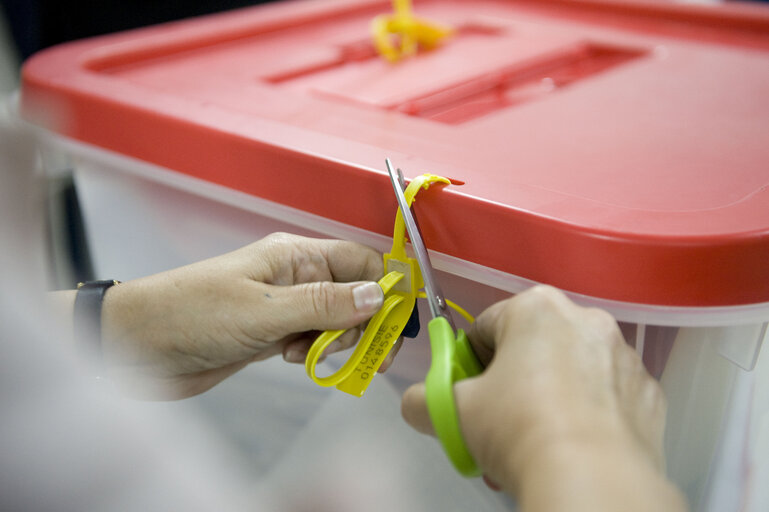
[{"xmin": 353, "ymin": 282, "xmax": 384, "ymax": 313}]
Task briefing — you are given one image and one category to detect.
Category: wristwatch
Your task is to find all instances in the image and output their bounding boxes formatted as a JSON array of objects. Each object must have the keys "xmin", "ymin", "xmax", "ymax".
[{"xmin": 74, "ymin": 279, "xmax": 120, "ymax": 360}]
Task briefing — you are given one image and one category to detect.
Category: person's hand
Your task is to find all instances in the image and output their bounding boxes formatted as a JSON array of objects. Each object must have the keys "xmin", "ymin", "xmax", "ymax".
[
  {"xmin": 99, "ymin": 233, "xmax": 384, "ymax": 399},
  {"xmin": 401, "ymin": 285, "xmax": 687, "ymax": 511}
]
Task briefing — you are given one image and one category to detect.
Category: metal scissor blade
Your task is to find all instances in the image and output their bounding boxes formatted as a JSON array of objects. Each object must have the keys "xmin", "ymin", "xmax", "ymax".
[{"xmin": 385, "ymin": 158, "xmax": 453, "ymax": 326}]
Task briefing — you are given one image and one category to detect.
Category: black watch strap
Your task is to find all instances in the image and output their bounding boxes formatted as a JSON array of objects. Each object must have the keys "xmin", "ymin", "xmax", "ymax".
[{"xmin": 74, "ymin": 280, "xmax": 120, "ymax": 360}]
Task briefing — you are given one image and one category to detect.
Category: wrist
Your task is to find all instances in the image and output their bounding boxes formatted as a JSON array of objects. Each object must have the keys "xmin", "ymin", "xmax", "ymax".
[
  {"xmin": 498, "ymin": 398, "xmax": 624, "ymax": 482},
  {"xmin": 73, "ymin": 280, "xmax": 121, "ymax": 362},
  {"xmin": 509, "ymin": 423, "xmax": 685, "ymax": 512},
  {"xmin": 100, "ymin": 278, "xmax": 143, "ymax": 364}
]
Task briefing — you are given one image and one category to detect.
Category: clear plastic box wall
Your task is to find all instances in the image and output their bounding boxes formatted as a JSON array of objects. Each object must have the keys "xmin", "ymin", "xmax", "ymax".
[{"xmin": 39, "ymin": 132, "xmax": 769, "ymax": 511}]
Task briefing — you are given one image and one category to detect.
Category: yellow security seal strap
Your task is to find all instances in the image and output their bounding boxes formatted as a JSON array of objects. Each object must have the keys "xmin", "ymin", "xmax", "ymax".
[
  {"xmin": 306, "ymin": 172, "xmax": 472, "ymax": 397},
  {"xmin": 305, "ymin": 271, "xmax": 406, "ymax": 391}
]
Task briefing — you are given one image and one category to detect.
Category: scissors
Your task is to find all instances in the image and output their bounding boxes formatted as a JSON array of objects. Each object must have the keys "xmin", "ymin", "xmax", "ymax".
[
  {"xmin": 306, "ymin": 164, "xmax": 457, "ymax": 397},
  {"xmin": 386, "ymin": 158, "xmax": 484, "ymax": 477}
]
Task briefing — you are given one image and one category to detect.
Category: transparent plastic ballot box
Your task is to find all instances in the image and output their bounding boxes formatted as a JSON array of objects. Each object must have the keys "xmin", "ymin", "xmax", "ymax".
[{"xmin": 20, "ymin": 0, "xmax": 769, "ymax": 510}]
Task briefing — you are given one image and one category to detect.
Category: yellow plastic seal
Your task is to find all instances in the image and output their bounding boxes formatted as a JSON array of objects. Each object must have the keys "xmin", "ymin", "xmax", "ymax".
[
  {"xmin": 371, "ymin": 0, "xmax": 454, "ymax": 63},
  {"xmin": 305, "ymin": 270, "xmax": 406, "ymax": 395},
  {"xmin": 306, "ymin": 173, "xmax": 453, "ymax": 397}
]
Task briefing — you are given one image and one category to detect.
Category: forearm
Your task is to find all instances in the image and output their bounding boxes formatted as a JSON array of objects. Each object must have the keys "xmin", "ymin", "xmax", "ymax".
[
  {"xmin": 45, "ymin": 282, "xmax": 172, "ymax": 380},
  {"xmin": 46, "ymin": 289, "xmax": 77, "ymax": 342},
  {"xmin": 513, "ymin": 436, "xmax": 687, "ymax": 512}
]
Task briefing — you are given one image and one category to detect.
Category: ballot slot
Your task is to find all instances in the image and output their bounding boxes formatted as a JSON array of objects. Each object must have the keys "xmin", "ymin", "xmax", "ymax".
[
  {"xmin": 393, "ymin": 41, "xmax": 647, "ymax": 124},
  {"xmin": 263, "ymin": 21, "xmax": 508, "ymax": 84},
  {"xmin": 262, "ymin": 20, "xmax": 647, "ymax": 125}
]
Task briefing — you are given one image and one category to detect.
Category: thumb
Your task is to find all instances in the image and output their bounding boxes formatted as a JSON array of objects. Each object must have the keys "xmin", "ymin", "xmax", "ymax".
[{"xmin": 269, "ymin": 280, "xmax": 384, "ymax": 332}]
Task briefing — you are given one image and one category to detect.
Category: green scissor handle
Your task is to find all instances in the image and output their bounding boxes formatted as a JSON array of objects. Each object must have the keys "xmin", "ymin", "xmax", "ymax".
[{"xmin": 425, "ymin": 316, "xmax": 484, "ymax": 477}]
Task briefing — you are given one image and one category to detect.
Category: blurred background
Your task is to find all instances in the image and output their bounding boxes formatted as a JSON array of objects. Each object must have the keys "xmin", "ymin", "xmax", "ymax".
[{"xmin": 0, "ymin": 1, "xmax": 275, "ymax": 289}]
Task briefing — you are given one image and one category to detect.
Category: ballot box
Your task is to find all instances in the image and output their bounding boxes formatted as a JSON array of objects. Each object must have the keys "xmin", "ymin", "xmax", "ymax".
[{"xmin": 20, "ymin": 0, "xmax": 769, "ymax": 510}]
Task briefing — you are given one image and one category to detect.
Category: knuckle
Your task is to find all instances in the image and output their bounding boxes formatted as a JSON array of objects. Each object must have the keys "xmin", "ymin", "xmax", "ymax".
[
  {"xmin": 258, "ymin": 232, "xmax": 290, "ymax": 260},
  {"xmin": 505, "ymin": 285, "xmax": 569, "ymax": 327},
  {"xmin": 497, "ymin": 295, "xmax": 519, "ymax": 318},
  {"xmin": 363, "ymin": 251, "xmax": 385, "ymax": 280},
  {"xmin": 585, "ymin": 307, "xmax": 622, "ymax": 339},
  {"xmin": 585, "ymin": 306, "xmax": 615, "ymax": 326},
  {"xmin": 308, "ymin": 281, "xmax": 339, "ymax": 318},
  {"xmin": 263, "ymin": 231, "xmax": 294, "ymax": 247},
  {"xmin": 522, "ymin": 284, "xmax": 567, "ymax": 310},
  {"xmin": 533, "ymin": 284, "xmax": 563, "ymax": 298}
]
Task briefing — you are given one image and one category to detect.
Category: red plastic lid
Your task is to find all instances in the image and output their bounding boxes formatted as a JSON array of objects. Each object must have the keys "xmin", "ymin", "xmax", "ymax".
[{"xmin": 21, "ymin": 0, "xmax": 769, "ymax": 307}]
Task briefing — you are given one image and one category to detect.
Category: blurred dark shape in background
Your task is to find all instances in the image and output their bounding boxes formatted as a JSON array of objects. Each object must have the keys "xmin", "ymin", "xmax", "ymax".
[
  {"xmin": 0, "ymin": 0, "xmax": 278, "ymax": 287},
  {"xmin": 1, "ymin": 0, "xmax": 277, "ymax": 60}
]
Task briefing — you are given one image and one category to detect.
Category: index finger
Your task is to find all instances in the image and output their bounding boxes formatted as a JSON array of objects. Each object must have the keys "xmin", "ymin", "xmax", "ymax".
[
  {"xmin": 468, "ymin": 285, "xmax": 580, "ymax": 366},
  {"xmin": 321, "ymin": 239, "xmax": 384, "ymax": 283},
  {"xmin": 467, "ymin": 299, "xmax": 510, "ymax": 366}
]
